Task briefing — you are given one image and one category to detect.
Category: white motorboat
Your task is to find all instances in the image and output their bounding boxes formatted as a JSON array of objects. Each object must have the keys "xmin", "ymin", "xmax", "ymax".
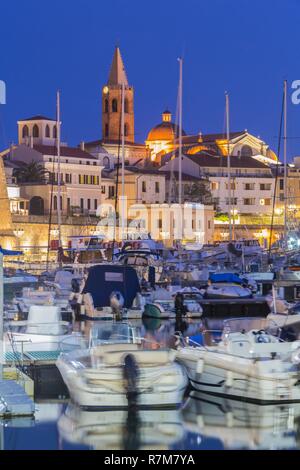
[
  {"xmin": 176, "ymin": 317, "xmax": 300, "ymax": 403},
  {"xmin": 4, "ymin": 268, "xmax": 38, "ymax": 285},
  {"xmin": 205, "ymin": 284, "xmax": 252, "ymax": 299},
  {"xmin": 183, "ymin": 390, "xmax": 300, "ymax": 450},
  {"xmin": 5, "ymin": 305, "xmax": 80, "ymax": 354},
  {"xmin": 58, "ymin": 403, "xmax": 183, "ymax": 450},
  {"xmin": 57, "ymin": 322, "xmax": 188, "ymax": 409}
]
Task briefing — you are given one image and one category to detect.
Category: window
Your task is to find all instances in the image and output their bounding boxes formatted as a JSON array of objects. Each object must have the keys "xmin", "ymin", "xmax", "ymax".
[
  {"xmin": 53, "ymin": 195, "xmax": 57, "ymax": 210},
  {"xmin": 279, "ymin": 179, "xmax": 284, "ymax": 190},
  {"xmin": 124, "ymin": 123, "xmax": 128, "ymax": 137},
  {"xmin": 112, "ymin": 99, "xmax": 118, "ymax": 112},
  {"xmin": 67, "ymin": 198, "xmax": 71, "ymax": 214},
  {"xmin": 142, "ymin": 181, "xmax": 146, "ymax": 192},
  {"xmin": 108, "ymin": 186, "xmax": 115, "ymax": 198},
  {"xmin": 87, "ymin": 161, "xmax": 90, "ymax": 165},
  {"xmin": 241, "ymin": 145, "xmax": 253, "ymax": 157},
  {"xmin": 65, "ymin": 174, "xmax": 69, "ymax": 183},
  {"xmin": 87, "ymin": 199, "xmax": 91, "ymax": 210},
  {"xmin": 243, "ymin": 198, "xmax": 255, "ymax": 205},
  {"xmin": 45, "ymin": 124, "xmax": 50, "ymax": 138},
  {"xmin": 260, "ymin": 183, "xmax": 271, "ymax": 190},
  {"xmin": 101, "ymin": 186, "xmax": 106, "ymax": 194},
  {"xmin": 264, "ymin": 198, "xmax": 271, "ymax": 206},
  {"xmin": 80, "ymin": 198, "xmax": 84, "ymax": 212},
  {"xmin": 244, "ymin": 183, "xmax": 255, "ymax": 190},
  {"xmin": 104, "ymin": 99, "xmax": 109, "ymax": 113},
  {"xmin": 155, "ymin": 182, "xmax": 160, "ymax": 193},
  {"xmin": 53, "ymin": 125, "xmax": 57, "ymax": 139},
  {"xmin": 211, "ymin": 182, "xmax": 219, "ymax": 190},
  {"xmin": 124, "ymin": 98, "xmax": 129, "ymax": 113},
  {"xmin": 279, "ymin": 193, "xmax": 284, "ymax": 201},
  {"xmin": 225, "ymin": 197, "xmax": 237, "ymax": 205},
  {"xmin": 105, "ymin": 124, "xmax": 109, "ymax": 137},
  {"xmin": 94, "ymin": 199, "xmax": 98, "ymax": 210},
  {"xmin": 79, "ymin": 175, "xmax": 83, "ymax": 184},
  {"xmin": 225, "ymin": 182, "xmax": 236, "ymax": 190},
  {"xmin": 22, "ymin": 125, "xmax": 29, "ymax": 138},
  {"xmin": 33, "ymin": 124, "xmax": 39, "ymax": 138},
  {"xmin": 208, "ymin": 220, "xmax": 211, "ymax": 229},
  {"xmin": 103, "ymin": 156, "xmax": 110, "ymax": 169}
]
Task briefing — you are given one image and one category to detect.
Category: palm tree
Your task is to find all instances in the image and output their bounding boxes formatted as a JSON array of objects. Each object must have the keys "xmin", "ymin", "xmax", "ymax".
[{"xmin": 14, "ymin": 161, "xmax": 49, "ymax": 183}]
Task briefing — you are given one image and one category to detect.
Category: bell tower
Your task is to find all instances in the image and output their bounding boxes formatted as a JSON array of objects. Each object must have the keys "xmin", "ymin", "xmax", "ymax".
[{"xmin": 102, "ymin": 47, "xmax": 135, "ymax": 143}]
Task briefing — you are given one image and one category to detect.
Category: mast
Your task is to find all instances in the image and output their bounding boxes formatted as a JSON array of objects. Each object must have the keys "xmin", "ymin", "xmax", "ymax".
[
  {"xmin": 121, "ymin": 82, "xmax": 125, "ymax": 241},
  {"xmin": 56, "ymin": 90, "xmax": 62, "ymax": 250},
  {"xmin": 225, "ymin": 92, "xmax": 232, "ymax": 242},
  {"xmin": 178, "ymin": 57, "xmax": 183, "ymax": 206},
  {"xmin": 283, "ymin": 79, "xmax": 288, "ymax": 249}
]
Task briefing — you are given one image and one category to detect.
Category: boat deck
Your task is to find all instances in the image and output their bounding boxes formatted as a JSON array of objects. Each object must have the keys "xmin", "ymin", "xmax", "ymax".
[{"xmin": 199, "ymin": 296, "xmax": 270, "ymax": 317}]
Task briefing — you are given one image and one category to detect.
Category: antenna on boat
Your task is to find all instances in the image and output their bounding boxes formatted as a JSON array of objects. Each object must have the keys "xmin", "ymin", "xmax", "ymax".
[
  {"xmin": 225, "ymin": 92, "xmax": 232, "ymax": 242},
  {"xmin": 56, "ymin": 90, "xmax": 62, "ymax": 259}
]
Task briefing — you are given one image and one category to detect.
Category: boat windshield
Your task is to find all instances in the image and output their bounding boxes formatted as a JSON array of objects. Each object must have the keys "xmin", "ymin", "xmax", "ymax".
[
  {"xmin": 89, "ymin": 322, "xmax": 136, "ymax": 346},
  {"xmin": 222, "ymin": 317, "xmax": 280, "ymax": 338}
]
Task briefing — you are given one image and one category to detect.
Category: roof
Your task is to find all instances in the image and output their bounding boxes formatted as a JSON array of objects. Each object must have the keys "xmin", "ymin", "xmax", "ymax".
[
  {"xmin": 85, "ymin": 139, "xmax": 145, "ymax": 148},
  {"xmin": 161, "ymin": 171, "xmax": 204, "ymax": 182},
  {"xmin": 18, "ymin": 115, "xmax": 56, "ymax": 122},
  {"xmin": 32, "ymin": 145, "xmax": 97, "ymax": 159},
  {"xmin": 107, "ymin": 47, "xmax": 128, "ymax": 86},
  {"xmin": 172, "ymin": 131, "xmax": 247, "ymax": 146},
  {"xmin": 147, "ymin": 122, "xmax": 186, "ymax": 142},
  {"xmin": 186, "ymin": 154, "xmax": 270, "ymax": 169}
]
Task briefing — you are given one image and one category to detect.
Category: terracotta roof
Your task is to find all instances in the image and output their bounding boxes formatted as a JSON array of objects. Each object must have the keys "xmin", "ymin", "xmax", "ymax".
[
  {"xmin": 85, "ymin": 139, "xmax": 145, "ymax": 148},
  {"xmin": 19, "ymin": 115, "xmax": 55, "ymax": 122},
  {"xmin": 172, "ymin": 131, "xmax": 247, "ymax": 146},
  {"xmin": 162, "ymin": 171, "xmax": 204, "ymax": 182},
  {"xmin": 33, "ymin": 145, "xmax": 97, "ymax": 159},
  {"xmin": 186, "ymin": 154, "xmax": 270, "ymax": 169}
]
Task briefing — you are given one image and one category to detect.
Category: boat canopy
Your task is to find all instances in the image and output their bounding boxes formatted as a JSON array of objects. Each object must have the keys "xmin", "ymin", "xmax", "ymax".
[
  {"xmin": 82, "ymin": 264, "xmax": 140, "ymax": 308},
  {"xmin": 209, "ymin": 272, "xmax": 244, "ymax": 284}
]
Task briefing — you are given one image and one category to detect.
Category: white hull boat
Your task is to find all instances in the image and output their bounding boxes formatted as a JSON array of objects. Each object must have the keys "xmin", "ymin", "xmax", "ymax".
[
  {"xmin": 57, "ymin": 322, "xmax": 188, "ymax": 409},
  {"xmin": 176, "ymin": 318, "xmax": 300, "ymax": 403}
]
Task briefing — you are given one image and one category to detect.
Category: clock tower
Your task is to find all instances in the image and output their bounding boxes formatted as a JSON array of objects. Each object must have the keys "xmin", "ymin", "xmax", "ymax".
[{"xmin": 102, "ymin": 47, "xmax": 135, "ymax": 143}]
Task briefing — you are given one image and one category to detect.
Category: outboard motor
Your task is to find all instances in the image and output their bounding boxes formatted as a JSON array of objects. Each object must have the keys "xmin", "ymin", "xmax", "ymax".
[
  {"xmin": 110, "ymin": 291, "xmax": 124, "ymax": 321},
  {"xmin": 123, "ymin": 353, "xmax": 139, "ymax": 407}
]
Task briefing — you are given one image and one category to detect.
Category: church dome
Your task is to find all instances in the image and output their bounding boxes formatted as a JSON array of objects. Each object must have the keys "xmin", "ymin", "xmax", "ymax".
[{"xmin": 147, "ymin": 110, "xmax": 186, "ymax": 142}]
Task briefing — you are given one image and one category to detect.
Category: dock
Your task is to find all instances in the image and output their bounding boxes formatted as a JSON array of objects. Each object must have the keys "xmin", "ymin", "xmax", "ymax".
[{"xmin": 0, "ymin": 380, "xmax": 34, "ymax": 416}]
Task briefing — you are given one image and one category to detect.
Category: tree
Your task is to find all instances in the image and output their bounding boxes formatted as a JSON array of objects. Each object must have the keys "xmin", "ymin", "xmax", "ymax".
[
  {"xmin": 184, "ymin": 179, "xmax": 213, "ymax": 205},
  {"xmin": 14, "ymin": 161, "xmax": 49, "ymax": 183}
]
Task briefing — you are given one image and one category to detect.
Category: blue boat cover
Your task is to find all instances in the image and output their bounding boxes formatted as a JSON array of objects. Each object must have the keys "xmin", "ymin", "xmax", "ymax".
[
  {"xmin": 209, "ymin": 273, "xmax": 243, "ymax": 284},
  {"xmin": 82, "ymin": 264, "xmax": 141, "ymax": 308}
]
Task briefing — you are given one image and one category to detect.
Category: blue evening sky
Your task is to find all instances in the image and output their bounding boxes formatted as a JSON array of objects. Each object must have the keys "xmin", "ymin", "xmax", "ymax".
[{"xmin": 1, "ymin": 0, "xmax": 300, "ymax": 160}]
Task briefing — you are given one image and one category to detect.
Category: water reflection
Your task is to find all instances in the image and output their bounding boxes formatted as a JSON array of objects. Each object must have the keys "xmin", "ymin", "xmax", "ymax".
[
  {"xmin": 182, "ymin": 391, "xmax": 300, "ymax": 450},
  {"xmin": 58, "ymin": 405, "xmax": 184, "ymax": 450}
]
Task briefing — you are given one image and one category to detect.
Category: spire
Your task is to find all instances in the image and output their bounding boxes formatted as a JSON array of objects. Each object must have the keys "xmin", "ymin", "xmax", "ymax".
[{"xmin": 107, "ymin": 47, "xmax": 128, "ymax": 86}]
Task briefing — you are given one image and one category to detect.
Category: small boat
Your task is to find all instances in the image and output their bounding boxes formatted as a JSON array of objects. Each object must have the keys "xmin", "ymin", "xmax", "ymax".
[
  {"xmin": 4, "ymin": 268, "xmax": 38, "ymax": 285},
  {"xmin": 5, "ymin": 305, "xmax": 79, "ymax": 353},
  {"xmin": 143, "ymin": 287, "xmax": 203, "ymax": 319},
  {"xmin": 77, "ymin": 264, "xmax": 145, "ymax": 320},
  {"xmin": 57, "ymin": 321, "xmax": 188, "ymax": 409},
  {"xmin": 203, "ymin": 272, "xmax": 253, "ymax": 299},
  {"xmin": 176, "ymin": 317, "xmax": 300, "ymax": 403}
]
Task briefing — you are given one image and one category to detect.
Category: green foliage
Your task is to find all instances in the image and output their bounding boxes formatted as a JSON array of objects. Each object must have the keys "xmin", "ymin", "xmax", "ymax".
[{"xmin": 14, "ymin": 160, "xmax": 49, "ymax": 183}]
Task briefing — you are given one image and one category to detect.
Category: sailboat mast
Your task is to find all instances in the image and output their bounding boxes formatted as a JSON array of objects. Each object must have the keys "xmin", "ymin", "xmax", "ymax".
[
  {"xmin": 56, "ymin": 90, "xmax": 62, "ymax": 249},
  {"xmin": 178, "ymin": 57, "xmax": 183, "ymax": 206},
  {"xmin": 283, "ymin": 79, "xmax": 288, "ymax": 249},
  {"xmin": 121, "ymin": 82, "xmax": 125, "ymax": 241},
  {"xmin": 226, "ymin": 92, "xmax": 232, "ymax": 242}
]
